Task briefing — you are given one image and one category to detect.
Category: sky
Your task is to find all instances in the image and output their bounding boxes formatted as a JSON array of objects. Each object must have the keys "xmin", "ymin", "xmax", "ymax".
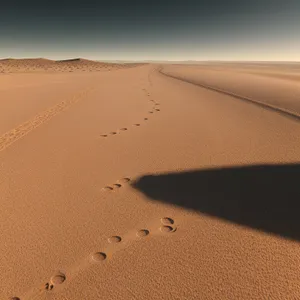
[{"xmin": 0, "ymin": 0, "xmax": 299, "ymax": 61}]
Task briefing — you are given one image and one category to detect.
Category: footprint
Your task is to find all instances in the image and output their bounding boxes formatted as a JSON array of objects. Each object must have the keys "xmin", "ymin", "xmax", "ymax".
[
  {"xmin": 110, "ymin": 132, "xmax": 117, "ymax": 135},
  {"xmin": 112, "ymin": 183, "xmax": 122, "ymax": 189},
  {"xmin": 102, "ymin": 186, "xmax": 113, "ymax": 191},
  {"xmin": 50, "ymin": 273, "xmax": 66, "ymax": 285},
  {"xmin": 100, "ymin": 134, "xmax": 108, "ymax": 138},
  {"xmin": 155, "ymin": 109, "xmax": 160, "ymax": 112},
  {"xmin": 92, "ymin": 252, "xmax": 107, "ymax": 262},
  {"xmin": 102, "ymin": 178, "xmax": 130, "ymax": 191},
  {"xmin": 136, "ymin": 229, "xmax": 150, "ymax": 237},
  {"xmin": 10, "ymin": 298, "xmax": 20, "ymax": 300},
  {"xmin": 45, "ymin": 282, "xmax": 54, "ymax": 291},
  {"xmin": 144, "ymin": 118, "xmax": 148, "ymax": 121},
  {"xmin": 148, "ymin": 111, "xmax": 153, "ymax": 114},
  {"xmin": 160, "ymin": 225, "xmax": 177, "ymax": 233},
  {"xmin": 161, "ymin": 217, "xmax": 174, "ymax": 225},
  {"xmin": 120, "ymin": 128, "xmax": 128, "ymax": 131},
  {"xmin": 108, "ymin": 236, "xmax": 122, "ymax": 243},
  {"xmin": 134, "ymin": 124, "xmax": 141, "ymax": 126},
  {"xmin": 43, "ymin": 272, "xmax": 66, "ymax": 292},
  {"xmin": 118, "ymin": 177, "xmax": 131, "ymax": 183}
]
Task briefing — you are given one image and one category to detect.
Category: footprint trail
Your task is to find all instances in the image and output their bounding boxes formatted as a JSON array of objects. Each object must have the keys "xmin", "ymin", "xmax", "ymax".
[
  {"xmin": 15, "ymin": 216, "xmax": 177, "ymax": 300},
  {"xmin": 98, "ymin": 86, "xmax": 161, "ymax": 139}
]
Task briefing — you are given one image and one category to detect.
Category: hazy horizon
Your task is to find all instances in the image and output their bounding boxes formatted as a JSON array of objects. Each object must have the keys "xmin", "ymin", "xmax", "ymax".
[
  {"xmin": 1, "ymin": 0, "xmax": 300, "ymax": 61},
  {"xmin": 2, "ymin": 58, "xmax": 300, "ymax": 63}
]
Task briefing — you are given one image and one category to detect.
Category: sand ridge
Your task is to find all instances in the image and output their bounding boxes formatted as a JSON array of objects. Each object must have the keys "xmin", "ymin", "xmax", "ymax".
[
  {"xmin": 0, "ymin": 57, "xmax": 146, "ymax": 73},
  {"xmin": 159, "ymin": 67, "xmax": 300, "ymax": 121}
]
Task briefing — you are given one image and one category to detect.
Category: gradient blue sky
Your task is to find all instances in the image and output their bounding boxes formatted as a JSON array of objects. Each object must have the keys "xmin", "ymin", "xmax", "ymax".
[{"xmin": 0, "ymin": 0, "xmax": 299, "ymax": 61}]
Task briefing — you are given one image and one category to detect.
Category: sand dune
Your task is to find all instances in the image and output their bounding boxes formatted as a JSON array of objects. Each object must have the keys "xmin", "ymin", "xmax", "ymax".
[
  {"xmin": 161, "ymin": 64, "xmax": 300, "ymax": 118},
  {"xmin": 0, "ymin": 57, "xmax": 145, "ymax": 73},
  {"xmin": 1, "ymin": 62, "xmax": 300, "ymax": 300}
]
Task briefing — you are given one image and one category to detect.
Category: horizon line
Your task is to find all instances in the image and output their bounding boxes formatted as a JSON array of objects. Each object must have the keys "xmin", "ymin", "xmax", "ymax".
[{"xmin": 1, "ymin": 57, "xmax": 300, "ymax": 63}]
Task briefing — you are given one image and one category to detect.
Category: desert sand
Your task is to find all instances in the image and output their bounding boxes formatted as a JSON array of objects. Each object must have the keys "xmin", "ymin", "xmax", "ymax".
[{"xmin": 1, "ymin": 59, "xmax": 300, "ymax": 300}]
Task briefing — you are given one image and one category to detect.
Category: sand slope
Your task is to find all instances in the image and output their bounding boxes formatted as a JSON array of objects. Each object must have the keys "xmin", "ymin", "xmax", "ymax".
[
  {"xmin": 0, "ymin": 58, "xmax": 145, "ymax": 73},
  {"xmin": 1, "ymin": 62, "xmax": 300, "ymax": 300}
]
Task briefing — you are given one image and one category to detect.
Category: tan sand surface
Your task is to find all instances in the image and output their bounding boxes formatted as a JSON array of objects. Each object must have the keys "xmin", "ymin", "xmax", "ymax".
[{"xmin": 1, "ymin": 61, "xmax": 300, "ymax": 300}]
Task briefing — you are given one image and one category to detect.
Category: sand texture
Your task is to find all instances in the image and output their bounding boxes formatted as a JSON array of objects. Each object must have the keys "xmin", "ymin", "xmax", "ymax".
[
  {"xmin": 0, "ymin": 58, "xmax": 144, "ymax": 74},
  {"xmin": 1, "ymin": 60, "xmax": 300, "ymax": 300}
]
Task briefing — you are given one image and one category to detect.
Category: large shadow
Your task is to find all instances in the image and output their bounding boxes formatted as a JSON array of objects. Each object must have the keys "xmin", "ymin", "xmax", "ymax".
[{"xmin": 132, "ymin": 164, "xmax": 300, "ymax": 241}]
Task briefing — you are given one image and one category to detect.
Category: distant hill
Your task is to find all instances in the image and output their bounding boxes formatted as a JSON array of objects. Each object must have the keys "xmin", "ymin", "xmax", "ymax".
[{"xmin": 0, "ymin": 58, "xmax": 146, "ymax": 73}]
